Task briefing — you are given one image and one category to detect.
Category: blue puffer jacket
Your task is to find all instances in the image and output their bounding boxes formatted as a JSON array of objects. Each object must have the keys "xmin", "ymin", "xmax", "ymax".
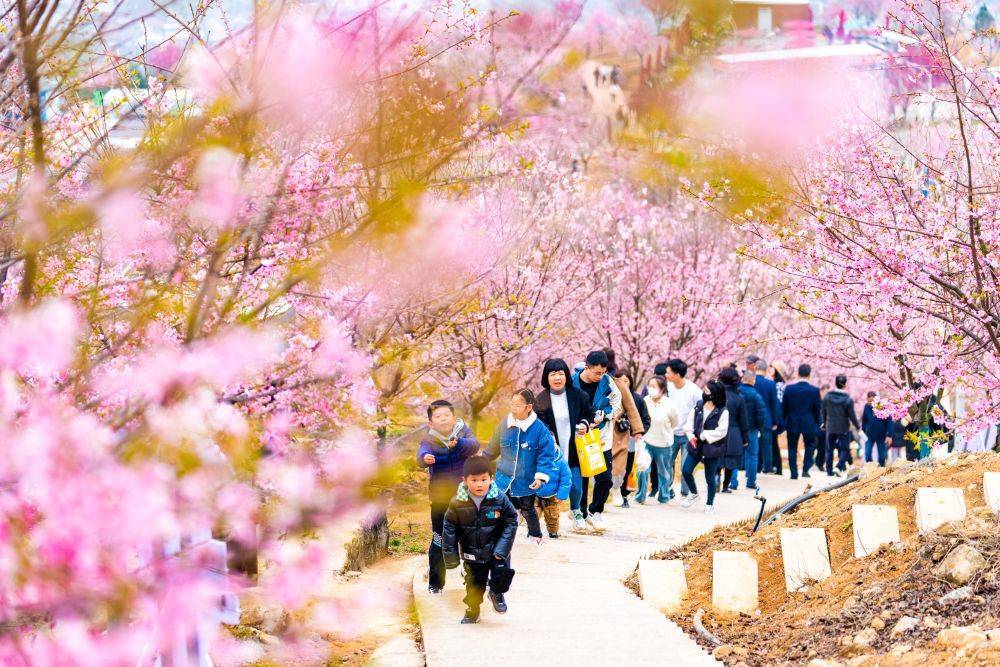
[
  {"xmin": 537, "ymin": 444, "xmax": 572, "ymax": 501},
  {"xmin": 572, "ymin": 369, "xmax": 613, "ymax": 425},
  {"xmin": 486, "ymin": 413, "xmax": 558, "ymax": 498},
  {"xmin": 738, "ymin": 385, "xmax": 769, "ymax": 432}
]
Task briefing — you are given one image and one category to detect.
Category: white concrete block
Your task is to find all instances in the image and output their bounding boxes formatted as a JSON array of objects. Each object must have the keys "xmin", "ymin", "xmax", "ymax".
[
  {"xmin": 780, "ymin": 528, "xmax": 831, "ymax": 592},
  {"xmin": 638, "ymin": 559, "xmax": 687, "ymax": 611},
  {"xmin": 853, "ymin": 504, "xmax": 901, "ymax": 558},
  {"xmin": 712, "ymin": 551, "xmax": 757, "ymax": 613},
  {"xmin": 915, "ymin": 487, "xmax": 967, "ymax": 534},
  {"xmin": 984, "ymin": 472, "xmax": 1000, "ymax": 515}
]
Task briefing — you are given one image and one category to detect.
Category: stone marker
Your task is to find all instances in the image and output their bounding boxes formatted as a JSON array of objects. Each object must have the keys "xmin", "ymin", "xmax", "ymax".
[
  {"xmin": 852, "ymin": 504, "xmax": 901, "ymax": 558},
  {"xmin": 780, "ymin": 528, "xmax": 831, "ymax": 592},
  {"xmin": 712, "ymin": 551, "xmax": 757, "ymax": 613},
  {"xmin": 915, "ymin": 487, "xmax": 967, "ymax": 534},
  {"xmin": 638, "ymin": 559, "xmax": 687, "ymax": 611},
  {"xmin": 984, "ymin": 472, "xmax": 1000, "ymax": 515}
]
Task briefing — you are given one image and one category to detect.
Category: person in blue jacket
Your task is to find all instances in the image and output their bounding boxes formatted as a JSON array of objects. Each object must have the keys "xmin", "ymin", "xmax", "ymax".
[
  {"xmin": 416, "ymin": 400, "xmax": 480, "ymax": 594},
  {"xmin": 571, "ymin": 350, "xmax": 615, "ymax": 530},
  {"xmin": 733, "ymin": 368, "xmax": 768, "ymax": 490},
  {"xmin": 748, "ymin": 357, "xmax": 781, "ymax": 474},
  {"xmin": 486, "ymin": 388, "xmax": 558, "ymax": 544},
  {"xmin": 861, "ymin": 391, "xmax": 892, "ymax": 466},
  {"xmin": 781, "ymin": 363, "xmax": 822, "ymax": 479},
  {"xmin": 535, "ymin": 442, "xmax": 573, "ymax": 538}
]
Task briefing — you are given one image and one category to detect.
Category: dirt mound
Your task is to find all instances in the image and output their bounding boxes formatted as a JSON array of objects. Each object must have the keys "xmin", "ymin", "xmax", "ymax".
[{"xmin": 646, "ymin": 453, "xmax": 1000, "ymax": 666}]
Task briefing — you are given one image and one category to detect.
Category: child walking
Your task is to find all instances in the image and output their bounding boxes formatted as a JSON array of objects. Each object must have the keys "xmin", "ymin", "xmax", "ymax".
[
  {"xmin": 486, "ymin": 389, "xmax": 557, "ymax": 544},
  {"xmin": 443, "ymin": 456, "xmax": 518, "ymax": 624},
  {"xmin": 534, "ymin": 442, "xmax": 572, "ymax": 537},
  {"xmin": 417, "ymin": 400, "xmax": 480, "ymax": 594}
]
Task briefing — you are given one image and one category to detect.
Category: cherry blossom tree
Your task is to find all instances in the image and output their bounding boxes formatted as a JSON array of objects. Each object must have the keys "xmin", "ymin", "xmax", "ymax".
[
  {"xmin": 0, "ymin": 0, "xmax": 530, "ymax": 660},
  {"xmin": 738, "ymin": 0, "xmax": 1000, "ymax": 438}
]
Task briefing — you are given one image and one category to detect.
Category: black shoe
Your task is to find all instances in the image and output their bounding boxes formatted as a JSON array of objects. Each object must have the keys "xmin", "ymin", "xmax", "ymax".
[
  {"xmin": 461, "ymin": 609, "xmax": 480, "ymax": 624},
  {"xmin": 548, "ymin": 532, "xmax": 559, "ymax": 539},
  {"xmin": 802, "ymin": 472, "xmax": 811, "ymax": 478},
  {"xmin": 488, "ymin": 591, "xmax": 507, "ymax": 614},
  {"xmin": 720, "ymin": 488, "xmax": 731, "ymax": 494},
  {"xmin": 622, "ymin": 498, "xmax": 631, "ymax": 508},
  {"xmin": 829, "ymin": 471, "xmax": 842, "ymax": 478},
  {"xmin": 790, "ymin": 475, "xmax": 798, "ymax": 480},
  {"xmin": 428, "ymin": 586, "xmax": 443, "ymax": 595}
]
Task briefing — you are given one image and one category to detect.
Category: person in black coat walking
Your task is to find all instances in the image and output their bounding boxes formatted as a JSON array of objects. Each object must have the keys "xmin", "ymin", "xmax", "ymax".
[
  {"xmin": 821, "ymin": 374, "xmax": 860, "ymax": 476},
  {"xmin": 443, "ymin": 456, "xmax": 519, "ymax": 624},
  {"xmin": 781, "ymin": 364, "xmax": 822, "ymax": 479},
  {"xmin": 861, "ymin": 392, "xmax": 891, "ymax": 466},
  {"xmin": 534, "ymin": 358, "xmax": 594, "ymax": 532},
  {"xmin": 718, "ymin": 366, "xmax": 751, "ymax": 492}
]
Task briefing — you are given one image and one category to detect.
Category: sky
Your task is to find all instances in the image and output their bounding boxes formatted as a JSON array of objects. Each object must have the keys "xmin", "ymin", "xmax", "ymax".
[{"xmin": 107, "ymin": 0, "xmax": 653, "ymax": 51}]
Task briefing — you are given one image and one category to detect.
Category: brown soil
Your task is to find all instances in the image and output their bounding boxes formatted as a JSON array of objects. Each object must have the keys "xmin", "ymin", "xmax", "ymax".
[{"xmin": 640, "ymin": 453, "xmax": 1000, "ymax": 666}]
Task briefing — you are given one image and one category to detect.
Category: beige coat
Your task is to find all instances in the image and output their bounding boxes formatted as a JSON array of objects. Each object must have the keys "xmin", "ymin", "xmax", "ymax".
[{"xmin": 610, "ymin": 375, "xmax": 645, "ymax": 483}]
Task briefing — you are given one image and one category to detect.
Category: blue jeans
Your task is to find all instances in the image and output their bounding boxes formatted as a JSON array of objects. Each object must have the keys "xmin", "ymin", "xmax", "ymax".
[
  {"xmin": 729, "ymin": 430, "xmax": 759, "ymax": 490},
  {"xmin": 635, "ymin": 468, "xmax": 650, "ymax": 502},
  {"xmin": 681, "ymin": 447, "xmax": 721, "ymax": 505},
  {"xmin": 645, "ymin": 444, "xmax": 676, "ymax": 503},
  {"xmin": 865, "ymin": 436, "xmax": 888, "ymax": 466},
  {"xmin": 570, "ymin": 466, "xmax": 583, "ymax": 514},
  {"xmin": 759, "ymin": 428, "xmax": 773, "ymax": 472},
  {"xmin": 673, "ymin": 435, "xmax": 691, "ymax": 495}
]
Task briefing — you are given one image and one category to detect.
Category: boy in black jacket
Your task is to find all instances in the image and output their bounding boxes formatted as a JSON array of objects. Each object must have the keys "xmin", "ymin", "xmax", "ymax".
[{"xmin": 443, "ymin": 455, "xmax": 518, "ymax": 624}]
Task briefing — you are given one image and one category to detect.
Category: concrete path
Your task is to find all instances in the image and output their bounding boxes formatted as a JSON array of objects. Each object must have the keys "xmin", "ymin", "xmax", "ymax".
[{"xmin": 414, "ymin": 471, "xmax": 837, "ymax": 666}]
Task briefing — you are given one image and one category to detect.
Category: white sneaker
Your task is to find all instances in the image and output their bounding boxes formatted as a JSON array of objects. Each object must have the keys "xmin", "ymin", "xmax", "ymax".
[
  {"xmin": 704, "ymin": 505, "xmax": 716, "ymax": 514},
  {"xmin": 572, "ymin": 516, "xmax": 589, "ymax": 532},
  {"xmin": 586, "ymin": 513, "xmax": 606, "ymax": 531},
  {"xmin": 681, "ymin": 494, "xmax": 699, "ymax": 508},
  {"xmin": 611, "ymin": 489, "xmax": 623, "ymax": 506}
]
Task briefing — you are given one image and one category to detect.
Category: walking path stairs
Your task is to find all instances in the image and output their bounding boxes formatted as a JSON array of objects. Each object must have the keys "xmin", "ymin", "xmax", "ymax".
[{"xmin": 413, "ymin": 473, "xmax": 830, "ymax": 666}]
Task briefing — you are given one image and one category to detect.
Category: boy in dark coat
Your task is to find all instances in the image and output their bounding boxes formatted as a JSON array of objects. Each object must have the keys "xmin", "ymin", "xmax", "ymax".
[
  {"xmin": 443, "ymin": 456, "xmax": 518, "ymax": 624},
  {"xmin": 417, "ymin": 400, "xmax": 480, "ymax": 594}
]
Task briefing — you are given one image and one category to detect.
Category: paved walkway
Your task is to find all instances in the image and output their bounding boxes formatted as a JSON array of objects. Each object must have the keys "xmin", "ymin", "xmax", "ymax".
[{"xmin": 414, "ymin": 471, "xmax": 835, "ymax": 666}]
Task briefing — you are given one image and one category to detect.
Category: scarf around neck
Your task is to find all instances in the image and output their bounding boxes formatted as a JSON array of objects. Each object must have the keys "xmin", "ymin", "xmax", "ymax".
[{"xmin": 456, "ymin": 481, "xmax": 500, "ymax": 501}]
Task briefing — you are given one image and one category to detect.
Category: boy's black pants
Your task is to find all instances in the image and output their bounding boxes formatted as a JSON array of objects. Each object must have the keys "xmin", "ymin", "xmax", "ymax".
[
  {"xmin": 463, "ymin": 557, "xmax": 514, "ymax": 612},
  {"xmin": 428, "ymin": 500, "xmax": 449, "ymax": 590}
]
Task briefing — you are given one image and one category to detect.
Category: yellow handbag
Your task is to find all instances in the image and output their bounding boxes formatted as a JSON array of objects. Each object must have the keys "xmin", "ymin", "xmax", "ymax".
[{"xmin": 576, "ymin": 428, "xmax": 607, "ymax": 477}]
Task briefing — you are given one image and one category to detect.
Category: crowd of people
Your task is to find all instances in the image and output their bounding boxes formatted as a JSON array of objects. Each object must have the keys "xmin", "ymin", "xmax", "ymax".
[{"xmin": 415, "ymin": 350, "xmax": 905, "ymax": 624}]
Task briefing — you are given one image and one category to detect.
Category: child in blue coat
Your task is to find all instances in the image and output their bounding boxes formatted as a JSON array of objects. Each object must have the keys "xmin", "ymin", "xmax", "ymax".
[
  {"xmin": 486, "ymin": 388, "xmax": 558, "ymax": 544},
  {"xmin": 416, "ymin": 400, "xmax": 480, "ymax": 593},
  {"xmin": 535, "ymin": 444, "xmax": 572, "ymax": 538}
]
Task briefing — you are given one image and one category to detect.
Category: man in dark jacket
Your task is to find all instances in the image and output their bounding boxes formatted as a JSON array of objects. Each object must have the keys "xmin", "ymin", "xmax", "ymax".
[
  {"xmin": 821, "ymin": 374, "xmax": 860, "ymax": 477},
  {"xmin": 735, "ymin": 369, "xmax": 768, "ymax": 490},
  {"xmin": 535, "ymin": 358, "xmax": 594, "ymax": 532},
  {"xmin": 781, "ymin": 364, "xmax": 822, "ymax": 479},
  {"xmin": 417, "ymin": 400, "xmax": 480, "ymax": 593},
  {"xmin": 443, "ymin": 456, "xmax": 518, "ymax": 624},
  {"xmin": 861, "ymin": 391, "xmax": 891, "ymax": 466},
  {"xmin": 750, "ymin": 358, "xmax": 781, "ymax": 474},
  {"xmin": 718, "ymin": 367, "xmax": 751, "ymax": 492}
]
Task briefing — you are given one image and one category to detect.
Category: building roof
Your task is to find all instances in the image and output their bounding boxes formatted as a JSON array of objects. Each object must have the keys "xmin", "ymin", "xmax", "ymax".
[{"xmin": 715, "ymin": 43, "xmax": 884, "ymax": 64}]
